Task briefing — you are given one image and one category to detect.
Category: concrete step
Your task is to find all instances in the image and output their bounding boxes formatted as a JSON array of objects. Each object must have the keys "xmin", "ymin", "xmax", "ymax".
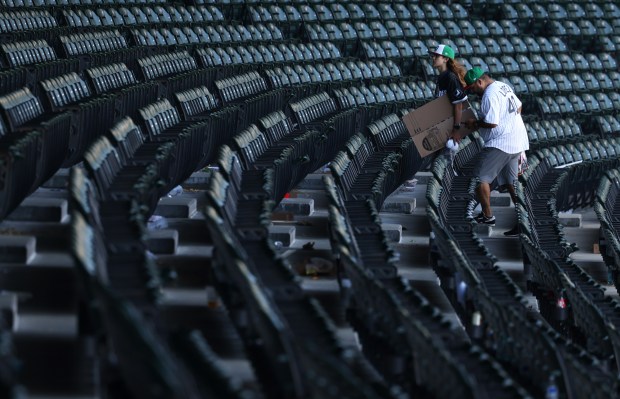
[
  {"xmin": 41, "ymin": 168, "xmax": 71, "ymax": 189},
  {"xmin": 182, "ymin": 171, "xmax": 211, "ymax": 189},
  {"xmin": 393, "ymin": 237, "xmax": 431, "ymax": 267},
  {"xmin": 155, "ymin": 196, "xmax": 198, "ymax": 218},
  {"xmin": 563, "ymin": 226, "xmax": 600, "ymax": 256},
  {"xmin": 6, "ymin": 197, "xmax": 68, "ymax": 223},
  {"xmin": 0, "ymin": 222, "xmax": 71, "ymax": 251},
  {"xmin": 14, "ymin": 336, "xmax": 97, "ymax": 396},
  {"xmin": 274, "ymin": 197, "xmax": 315, "ymax": 216},
  {"xmin": 380, "ymin": 213, "xmax": 430, "ymax": 236},
  {"xmin": 156, "ymin": 254, "xmax": 213, "ymax": 288},
  {"xmin": 146, "ymin": 229, "xmax": 179, "ymax": 255},
  {"xmin": 480, "ymin": 236, "xmax": 525, "ymax": 262},
  {"xmin": 269, "ymin": 225, "xmax": 296, "ymax": 247},
  {"xmin": 569, "ymin": 251, "xmax": 609, "ymax": 285},
  {"xmin": 165, "ymin": 219, "xmax": 211, "ymax": 245},
  {"xmin": 381, "ymin": 197, "xmax": 416, "ymax": 214},
  {"xmin": 296, "ymin": 173, "xmax": 328, "ymax": 190},
  {"xmin": 381, "ymin": 223, "xmax": 402, "ymax": 243},
  {"xmin": 0, "ymin": 235, "xmax": 36, "ymax": 264}
]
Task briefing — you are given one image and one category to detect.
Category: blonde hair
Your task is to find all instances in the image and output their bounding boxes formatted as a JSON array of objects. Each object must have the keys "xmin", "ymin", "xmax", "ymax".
[{"xmin": 447, "ymin": 58, "xmax": 467, "ymax": 87}]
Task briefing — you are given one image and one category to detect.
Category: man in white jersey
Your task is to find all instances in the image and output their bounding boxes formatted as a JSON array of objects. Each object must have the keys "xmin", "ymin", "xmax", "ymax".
[{"xmin": 455, "ymin": 67, "xmax": 529, "ymax": 236}]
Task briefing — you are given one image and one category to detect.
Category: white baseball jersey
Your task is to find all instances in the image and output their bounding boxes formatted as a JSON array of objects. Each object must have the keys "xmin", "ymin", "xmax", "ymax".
[{"xmin": 478, "ymin": 81, "xmax": 529, "ymax": 154}]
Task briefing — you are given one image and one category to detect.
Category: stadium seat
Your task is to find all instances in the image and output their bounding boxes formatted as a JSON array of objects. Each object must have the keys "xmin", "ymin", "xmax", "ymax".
[
  {"xmin": 509, "ymin": 76, "xmax": 529, "ymax": 96},
  {"xmin": 409, "ymin": 39, "xmax": 428, "ymax": 57},
  {"xmin": 369, "ymin": 21, "xmax": 389, "ymax": 39},
  {"xmin": 339, "ymin": 22, "xmax": 358, "ymax": 40},
  {"xmin": 543, "ymin": 54, "xmax": 563, "ymax": 72},
  {"xmin": 407, "ymin": 4, "xmax": 425, "ymax": 20},
  {"xmin": 537, "ymin": 96, "xmax": 561, "ymax": 116},
  {"xmin": 546, "ymin": 36, "xmax": 568, "ymax": 53},
  {"xmin": 502, "ymin": 55, "xmax": 521, "ymax": 74},
  {"xmin": 450, "ymin": 4, "xmax": 469, "ymax": 19},
  {"xmin": 361, "ymin": 4, "xmax": 381, "ymax": 20},
  {"xmin": 538, "ymin": 74, "xmax": 558, "ymax": 94},
  {"xmin": 516, "ymin": 54, "xmax": 535, "ymax": 74},
  {"xmin": 510, "ymin": 36, "xmax": 529, "ymax": 54},
  {"xmin": 353, "ymin": 22, "xmax": 373, "ymax": 40},
  {"xmin": 567, "ymin": 73, "xmax": 587, "ymax": 92},
  {"xmin": 585, "ymin": 54, "xmax": 604, "ymax": 72},
  {"xmin": 554, "ymin": 95, "xmax": 574, "ymax": 114},
  {"xmin": 455, "ymin": 38, "xmax": 474, "ymax": 57},
  {"xmin": 490, "ymin": 38, "xmax": 512, "ymax": 56},
  {"xmin": 436, "ymin": 4, "xmax": 454, "ymax": 20},
  {"xmin": 547, "ymin": 3, "xmax": 568, "ymax": 20},
  {"xmin": 582, "ymin": 72, "xmax": 601, "ymax": 91},
  {"xmin": 522, "ymin": 36, "xmax": 541, "ymax": 53},
  {"xmin": 472, "ymin": 20, "xmax": 491, "ymax": 37},
  {"xmin": 484, "ymin": 56, "xmax": 505, "ymax": 75},
  {"xmin": 397, "ymin": 21, "xmax": 417, "ymax": 39},
  {"xmin": 469, "ymin": 38, "xmax": 488, "ymax": 56},
  {"xmin": 523, "ymin": 74, "xmax": 543, "ymax": 95},
  {"xmin": 421, "ymin": 4, "xmax": 440, "ymax": 19},
  {"xmin": 595, "ymin": 93, "xmax": 614, "ymax": 114},
  {"xmin": 557, "ymin": 53, "xmax": 577, "ymax": 72},
  {"xmin": 458, "ymin": 20, "xmax": 477, "ymax": 37},
  {"xmin": 385, "ymin": 20, "xmax": 403, "ymax": 39},
  {"xmin": 392, "ymin": 4, "xmax": 410, "ymax": 20},
  {"xmin": 594, "ymin": 20, "xmax": 614, "ymax": 37},
  {"xmin": 482, "ymin": 37, "xmax": 502, "ymax": 55},
  {"xmin": 608, "ymin": 93, "xmax": 620, "ymax": 112},
  {"xmin": 535, "ymin": 37, "xmax": 554, "ymax": 53},
  {"xmin": 577, "ymin": 20, "xmax": 598, "ymax": 39},
  {"xmin": 530, "ymin": 54, "xmax": 549, "ymax": 72},
  {"xmin": 567, "ymin": 94, "xmax": 587, "ymax": 114},
  {"xmin": 608, "ymin": 71, "xmax": 620, "ymax": 91},
  {"xmin": 468, "ymin": 57, "xmax": 489, "ymax": 73},
  {"xmin": 414, "ymin": 20, "xmax": 433, "ymax": 38},
  {"xmin": 501, "ymin": 4, "xmax": 518, "ymax": 20},
  {"xmin": 429, "ymin": 20, "xmax": 447, "ymax": 37},
  {"xmin": 554, "ymin": 73, "xmax": 573, "ymax": 93}
]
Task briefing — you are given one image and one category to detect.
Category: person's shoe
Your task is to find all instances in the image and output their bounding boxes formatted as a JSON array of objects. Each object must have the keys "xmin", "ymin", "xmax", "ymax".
[
  {"xmin": 503, "ymin": 225, "xmax": 520, "ymax": 237},
  {"xmin": 474, "ymin": 212, "xmax": 496, "ymax": 225}
]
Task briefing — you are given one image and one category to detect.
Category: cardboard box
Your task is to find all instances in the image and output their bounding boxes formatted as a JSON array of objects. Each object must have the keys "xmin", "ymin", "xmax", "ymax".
[{"xmin": 402, "ymin": 95, "xmax": 477, "ymax": 157}]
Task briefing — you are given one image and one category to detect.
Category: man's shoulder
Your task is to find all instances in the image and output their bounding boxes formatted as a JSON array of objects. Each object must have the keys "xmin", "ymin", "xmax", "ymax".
[{"xmin": 483, "ymin": 81, "xmax": 507, "ymax": 99}]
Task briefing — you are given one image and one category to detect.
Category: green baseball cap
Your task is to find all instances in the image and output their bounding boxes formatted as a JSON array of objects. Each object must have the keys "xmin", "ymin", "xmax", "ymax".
[
  {"xmin": 429, "ymin": 44, "xmax": 455, "ymax": 60},
  {"xmin": 464, "ymin": 67, "xmax": 485, "ymax": 89}
]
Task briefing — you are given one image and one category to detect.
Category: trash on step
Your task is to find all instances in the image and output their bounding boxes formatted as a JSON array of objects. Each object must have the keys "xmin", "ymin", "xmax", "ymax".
[
  {"xmin": 147, "ymin": 215, "xmax": 168, "ymax": 230},
  {"xmin": 305, "ymin": 257, "xmax": 334, "ymax": 276},
  {"xmin": 166, "ymin": 185, "xmax": 183, "ymax": 197}
]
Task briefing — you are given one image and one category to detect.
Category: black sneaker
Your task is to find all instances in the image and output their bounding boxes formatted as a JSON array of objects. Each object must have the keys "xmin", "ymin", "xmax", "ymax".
[
  {"xmin": 503, "ymin": 225, "xmax": 520, "ymax": 237},
  {"xmin": 474, "ymin": 212, "xmax": 496, "ymax": 225}
]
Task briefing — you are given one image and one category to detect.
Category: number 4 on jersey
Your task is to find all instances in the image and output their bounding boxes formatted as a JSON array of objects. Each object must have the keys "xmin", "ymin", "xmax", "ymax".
[{"xmin": 508, "ymin": 96, "xmax": 518, "ymax": 114}]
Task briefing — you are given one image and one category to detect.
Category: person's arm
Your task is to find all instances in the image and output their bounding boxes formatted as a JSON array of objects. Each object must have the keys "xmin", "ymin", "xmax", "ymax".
[
  {"xmin": 452, "ymin": 101, "xmax": 463, "ymax": 126},
  {"xmin": 450, "ymin": 101, "xmax": 464, "ymax": 141},
  {"xmin": 464, "ymin": 119, "xmax": 498, "ymax": 130}
]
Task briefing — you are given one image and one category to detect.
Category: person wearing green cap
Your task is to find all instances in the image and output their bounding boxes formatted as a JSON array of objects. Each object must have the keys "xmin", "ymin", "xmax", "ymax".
[
  {"xmin": 428, "ymin": 44, "xmax": 468, "ymax": 140},
  {"xmin": 458, "ymin": 67, "xmax": 529, "ymax": 237}
]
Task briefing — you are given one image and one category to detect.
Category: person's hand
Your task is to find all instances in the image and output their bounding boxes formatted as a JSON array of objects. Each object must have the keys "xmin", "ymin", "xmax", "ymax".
[
  {"xmin": 451, "ymin": 129, "xmax": 464, "ymax": 143},
  {"xmin": 464, "ymin": 119, "xmax": 478, "ymax": 130}
]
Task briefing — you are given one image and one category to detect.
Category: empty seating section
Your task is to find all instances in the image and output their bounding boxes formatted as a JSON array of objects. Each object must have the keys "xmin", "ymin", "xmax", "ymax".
[
  {"xmin": 0, "ymin": 0, "xmax": 619, "ymax": 397},
  {"xmin": 1, "ymin": 39, "xmax": 56, "ymax": 67},
  {"xmin": 60, "ymin": 30, "xmax": 128, "ymax": 57},
  {"xmin": 86, "ymin": 62, "xmax": 136, "ymax": 95},
  {"xmin": 137, "ymin": 51, "xmax": 197, "ymax": 81},
  {"xmin": 595, "ymin": 169, "xmax": 620, "ymax": 294},
  {"xmin": 425, "ymin": 124, "xmax": 620, "ymax": 394},
  {"xmin": 516, "ymin": 142, "xmax": 620, "ymax": 373}
]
